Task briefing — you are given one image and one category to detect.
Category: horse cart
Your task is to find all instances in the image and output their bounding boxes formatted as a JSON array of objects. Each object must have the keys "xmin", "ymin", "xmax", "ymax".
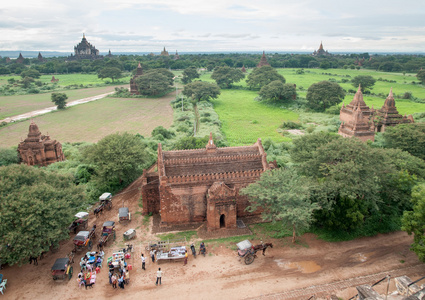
[
  {"xmin": 237, "ymin": 240, "xmax": 273, "ymax": 265},
  {"xmin": 68, "ymin": 212, "xmax": 89, "ymax": 234},
  {"xmin": 73, "ymin": 226, "xmax": 96, "ymax": 251},
  {"xmin": 118, "ymin": 207, "xmax": 131, "ymax": 224},
  {"xmin": 51, "ymin": 258, "xmax": 73, "ymax": 281},
  {"xmin": 94, "ymin": 193, "xmax": 113, "ymax": 217},
  {"xmin": 97, "ymin": 221, "xmax": 116, "ymax": 250}
]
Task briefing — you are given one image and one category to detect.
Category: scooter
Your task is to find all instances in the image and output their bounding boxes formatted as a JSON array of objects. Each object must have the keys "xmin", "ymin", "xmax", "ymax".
[{"xmin": 190, "ymin": 244, "xmax": 196, "ymax": 258}]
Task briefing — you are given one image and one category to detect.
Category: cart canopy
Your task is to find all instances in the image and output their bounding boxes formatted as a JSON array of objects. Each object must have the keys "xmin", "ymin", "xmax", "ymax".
[
  {"xmin": 103, "ymin": 221, "xmax": 115, "ymax": 227},
  {"xmin": 51, "ymin": 258, "xmax": 69, "ymax": 271},
  {"xmin": 119, "ymin": 207, "xmax": 129, "ymax": 218},
  {"xmin": 99, "ymin": 192, "xmax": 112, "ymax": 201},
  {"xmin": 75, "ymin": 212, "xmax": 89, "ymax": 219},
  {"xmin": 236, "ymin": 240, "xmax": 253, "ymax": 251},
  {"xmin": 74, "ymin": 231, "xmax": 90, "ymax": 242}
]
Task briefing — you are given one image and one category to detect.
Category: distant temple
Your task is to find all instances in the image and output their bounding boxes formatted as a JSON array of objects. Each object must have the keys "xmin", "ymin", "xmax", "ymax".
[
  {"xmin": 174, "ymin": 50, "xmax": 180, "ymax": 60},
  {"xmin": 257, "ymin": 51, "xmax": 270, "ymax": 67},
  {"xmin": 160, "ymin": 47, "xmax": 169, "ymax": 56},
  {"xmin": 68, "ymin": 34, "xmax": 103, "ymax": 60},
  {"xmin": 107, "ymin": 49, "xmax": 112, "ymax": 57},
  {"xmin": 130, "ymin": 63, "xmax": 143, "ymax": 95},
  {"xmin": 37, "ymin": 52, "xmax": 44, "ymax": 62},
  {"xmin": 16, "ymin": 53, "xmax": 25, "ymax": 64},
  {"xmin": 241, "ymin": 65, "xmax": 246, "ymax": 73},
  {"xmin": 50, "ymin": 76, "xmax": 59, "ymax": 83},
  {"xmin": 338, "ymin": 86, "xmax": 414, "ymax": 142},
  {"xmin": 141, "ymin": 134, "xmax": 276, "ymax": 231},
  {"xmin": 312, "ymin": 41, "xmax": 331, "ymax": 56},
  {"xmin": 18, "ymin": 121, "xmax": 65, "ymax": 166}
]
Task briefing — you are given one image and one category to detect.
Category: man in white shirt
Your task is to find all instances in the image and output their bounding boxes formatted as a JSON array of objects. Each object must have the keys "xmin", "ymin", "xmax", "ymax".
[
  {"xmin": 141, "ymin": 253, "xmax": 146, "ymax": 270},
  {"xmin": 155, "ymin": 267, "xmax": 162, "ymax": 285}
]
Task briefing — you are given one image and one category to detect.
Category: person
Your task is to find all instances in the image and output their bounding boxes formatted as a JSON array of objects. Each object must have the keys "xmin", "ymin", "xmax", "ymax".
[
  {"xmin": 199, "ymin": 242, "xmax": 206, "ymax": 256},
  {"xmin": 150, "ymin": 249, "xmax": 155, "ymax": 263},
  {"xmin": 118, "ymin": 274, "xmax": 125, "ymax": 289},
  {"xmin": 99, "ymin": 250, "xmax": 105, "ymax": 258},
  {"xmin": 77, "ymin": 274, "xmax": 84, "ymax": 288},
  {"xmin": 111, "ymin": 274, "xmax": 117, "ymax": 289},
  {"xmin": 108, "ymin": 270, "xmax": 113, "ymax": 284},
  {"xmin": 141, "ymin": 253, "xmax": 146, "ymax": 270},
  {"xmin": 156, "ymin": 267, "xmax": 162, "ymax": 286},
  {"xmin": 184, "ymin": 250, "xmax": 188, "ymax": 265},
  {"xmin": 95, "ymin": 256, "xmax": 102, "ymax": 268}
]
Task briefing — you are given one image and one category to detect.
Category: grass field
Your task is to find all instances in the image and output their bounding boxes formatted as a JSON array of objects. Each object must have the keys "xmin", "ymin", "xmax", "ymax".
[
  {"xmin": 0, "ymin": 85, "xmax": 126, "ymax": 119},
  {"xmin": 211, "ymin": 89, "xmax": 298, "ymax": 146},
  {"xmin": 0, "ymin": 93, "xmax": 174, "ymax": 148}
]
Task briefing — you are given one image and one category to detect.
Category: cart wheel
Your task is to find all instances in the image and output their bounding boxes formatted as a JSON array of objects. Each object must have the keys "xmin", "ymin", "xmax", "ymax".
[
  {"xmin": 145, "ymin": 246, "xmax": 150, "ymax": 251},
  {"xmin": 69, "ymin": 266, "xmax": 73, "ymax": 280},
  {"xmin": 53, "ymin": 275, "xmax": 58, "ymax": 280},
  {"xmin": 244, "ymin": 254, "xmax": 255, "ymax": 265},
  {"xmin": 88, "ymin": 241, "xmax": 93, "ymax": 251}
]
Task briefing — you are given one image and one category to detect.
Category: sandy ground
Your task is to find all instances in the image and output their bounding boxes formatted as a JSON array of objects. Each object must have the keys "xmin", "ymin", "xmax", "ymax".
[{"xmin": 1, "ymin": 176, "xmax": 424, "ymax": 300}]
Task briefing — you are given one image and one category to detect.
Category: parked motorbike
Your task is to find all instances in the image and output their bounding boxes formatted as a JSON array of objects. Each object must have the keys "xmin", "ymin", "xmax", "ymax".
[{"xmin": 190, "ymin": 244, "xmax": 196, "ymax": 258}]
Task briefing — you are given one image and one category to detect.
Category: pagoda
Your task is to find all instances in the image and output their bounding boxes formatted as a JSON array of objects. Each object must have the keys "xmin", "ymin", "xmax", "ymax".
[
  {"xmin": 130, "ymin": 63, "xmax": 143, "ymax": 95},
  {"xmin": 16, "ymin": 53, "xmax": 25, "ymax": 64},
  {"xmin": 241, "ymin": 65, "xmax": 246, "ymax": 73},
  {"xmin": 37, "ymin": 52, "xmax": 44, "ymax": 62},
  {"xmin": 17, "ymin": 121, "xmax": 65, "ymax": 166},
  {"xmin": 338, "ymin": 102, "xmax": 375, "ymax": 142},
  {"xmin": 160, "ymin": 47, "xmax": 169, "ymax": 56},
  {"xmin": 340, "ymin": 85, "xmax": 373, "ymax": 125},
  {"xmin": 68, "ymin": 34, "xmax": 103, "ymax": 60},
  {"xmin": 312, "ymin": 41, "xmax": 330, "ymax": 56},
  {"xmin": 257, "ymin": 51, "xmax": 270, "ymax": 67},
  {"xmin": 174, "ymin": 50, "xmax": 180, "ymax": 60}
]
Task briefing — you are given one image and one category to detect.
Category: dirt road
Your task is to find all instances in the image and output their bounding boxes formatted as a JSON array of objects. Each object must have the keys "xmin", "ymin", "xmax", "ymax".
[{"xmin": 1, "ymin": 176, "xmax": 423, "ymax": 300}]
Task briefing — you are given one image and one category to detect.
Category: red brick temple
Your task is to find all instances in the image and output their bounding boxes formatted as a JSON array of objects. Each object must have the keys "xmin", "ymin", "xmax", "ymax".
[
  {"xmin": 257, "ymin": 51, "xmax": 270, "ymax": 67},
  {"xmin": 141, "ymin": 134, "xmax": 274, "ymax": 231},
  {"xmin": 130, "ymin": 63, "xmax": 143, "ymax": 95},
  {"xmin": 17, "ymin": 121, "xmax": 65, "ymax": 166}
]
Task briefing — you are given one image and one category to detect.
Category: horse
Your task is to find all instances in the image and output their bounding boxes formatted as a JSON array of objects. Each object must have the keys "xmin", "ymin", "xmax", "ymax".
[
  {"xmin": 94, "ymin": 204, "xmax": 104, "ymax": 218},
  {"xmin": 253, "ymin": 242, "xmax": 273, "ymax": 256}
]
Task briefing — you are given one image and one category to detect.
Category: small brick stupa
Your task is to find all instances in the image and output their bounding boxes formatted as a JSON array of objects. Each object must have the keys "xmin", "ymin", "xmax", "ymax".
[
  {"xmin": 130, "ymin": 63, "xmax": 143, "ymax": 95},
  {"xmin": 18, "ymin": 121, "xmax": 65, "ymax": 166},
  {"xmin": 257, "ymin": 51, "xmax": 270, "ymax": 67}
]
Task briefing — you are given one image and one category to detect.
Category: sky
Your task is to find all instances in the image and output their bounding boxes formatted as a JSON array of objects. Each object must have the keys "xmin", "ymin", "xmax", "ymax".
[{"xmin": 1, "ymin": 0, "xmax": 425, "ymax": 54}]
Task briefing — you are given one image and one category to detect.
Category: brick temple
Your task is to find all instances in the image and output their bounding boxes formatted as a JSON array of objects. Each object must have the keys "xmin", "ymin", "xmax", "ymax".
[
  {"xmin": 129, "ymin": 63, "xmax": 143, "ymax": 95},
  {"xmin": 141, "ymin": 134, "xmax": 274, "ymax": 231},
  {"xmin": 312, "ymin": 41, "xmax": 331, "ymax": 56},
  {"xmin": 339, "ymin": 86, "xmax": 414, "ymax": 142},
  {"xmin": 17, "ymin": 121, "xmax": 65, "ymax": 166},
  {"xmin": 257, "ymin": 51, "xmax": 270, "ymax": 67},
  {"xmin": 68, "ymin": 34, "xmax": 103, "ymax": 60}
]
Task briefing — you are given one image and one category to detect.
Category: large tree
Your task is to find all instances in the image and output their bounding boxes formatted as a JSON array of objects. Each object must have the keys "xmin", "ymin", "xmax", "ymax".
[
  {"xmin": 20, "ymin": 69, "xmax": 41, "ymax": 79},
  {"xmin": 98, "ymin": 67, "xmax": 123, "ymax": 82},
  {"xmin": 83, "ymin": 132, "xmax": 153, "ymax": 188},
  {"xmin": 241, "ymin": 168, "xmax": 319, "ymax": 243},
  {"xmin": 382, "ymin": 123, "xmax": 425, "ymax": 160},
  {"xmin": 0, "ymin": 148, "xmax": 20, "ymax": 166},
  {"xmin": 135, "ymin": 69, "xmax": 174, "ymax": 96},
  {"xmin": 182, "ymin": 81, "xmax": 220, "ymax": 102},
  {"xmin": 51, "ymin": 92, "xmax": 68, "ymax": 109},
  {"xmin": 402, "ymin": 183, "xmax": 425, "ymax": 262},
  {"xmin": 246, "ymin": 66, "xmax": 285, "ymax": 89},
  {"xmin": 0, "ymin": 164, "xmax": 86, "ymax": 265},
  {"xmin": 259, "ymin": 81, "xmax": 296, "ymax": 103},
  {"xmin": 306, "ymin": 81, "xmax": 345, "ymax": 111},
  {"xmin": 416, "ymin": 69, "xmax": 425, "ymax": 84},
  {"xmin": 211, "ymin": 66, "xmax": 245, "ymax": 88},
  {"xmin": 351, "ymin": 75, "xmax": 376, "ymax": 92},
  {"xmin": 182, "ymin": 66, "xmax": 200, "ymax": 84}
]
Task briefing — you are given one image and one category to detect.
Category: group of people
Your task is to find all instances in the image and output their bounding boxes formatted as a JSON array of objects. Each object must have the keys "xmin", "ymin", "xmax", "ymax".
[
  {"xmin": 108, "ymin": 258, "xmax": 129, "ymax": 289},
  {"xmin": 76, "ymin": 251, "xmax": 104, "ymax": 289}
]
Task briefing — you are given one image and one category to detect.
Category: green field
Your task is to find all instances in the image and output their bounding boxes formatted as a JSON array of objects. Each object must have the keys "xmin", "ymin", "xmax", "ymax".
[{"xmin": 0, "ymin": 93, "xmax": 174, "ymax": 148}]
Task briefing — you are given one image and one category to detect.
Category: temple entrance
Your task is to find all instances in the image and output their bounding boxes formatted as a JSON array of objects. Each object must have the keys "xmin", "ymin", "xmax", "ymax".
[{"xmin": 220, "ymin": 214, "xmax": 226, "ymax": 228}]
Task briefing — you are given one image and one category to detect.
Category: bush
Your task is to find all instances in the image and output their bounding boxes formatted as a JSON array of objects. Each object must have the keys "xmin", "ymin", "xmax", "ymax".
[
  {"xmin": 281, "ymin": 121, "xmax": 302, "ymax": 129},
  {"xmin": 151, "ymin": 126, "xmax": 175, "ymax": 139}
]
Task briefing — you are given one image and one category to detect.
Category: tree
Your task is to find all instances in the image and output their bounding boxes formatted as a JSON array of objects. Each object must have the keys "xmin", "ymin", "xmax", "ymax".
[
  {"xmin": 241, "ymin": 168, "xmax": 319, "ymax": 243},
  {"xmin": 51, "ymin": 92, "xmax": 68, "ymax": 109},
  {"xmin": 0, "ymin": 164, "xmax": 86, "ymax": 265},
  {"xmin": 246, "ymin": 66, "xmax": 285, "ymax": 89},
  {"xmin": 182, "ymin": 81, "xmax": 221, "ymax": 102},
  {"xmin": 20, "ymin": 69, "xmax": 41, "ymax": 79},
  {"xmin": 417, "ymin": 69, "xmax": 425, "ymax": 84},
  {"xmin": 382, "ymin": 123, "xmax": 425, "ymax": 160},
  {"xmin": 259, "ymin": 81, "xmax": 296, "ymax": 102},
  {"xmin": 351, "ymin": 75, "xmax": 376, "ymax": 92},
  {"xmin": 402, "ymin": 184, "xmax": 425, "ymax": 262},
  {"xmin": 83, "ymin": 132, "xmax": 153, "ymax": 188},
  {"xmin": 211, "ymin": 66, "xmax": 245, "ymax": 88},
  {"xmin": 135, "ymin": 70, "xmax": 173, "ymax": 96},
  {"xmin": 182, "ymin": 67, "xmax": 199, "ymax": 84},
  {"xmin": 97, "ymin": 67, "xmax": 123, "ymax": 82},
  {"xmin": 0, "ymin": 148, "xmax": 20, "ymax": 166},
  {"xmin": 306, "ymin": 81, "xmax": 345, "ymax": 111}
]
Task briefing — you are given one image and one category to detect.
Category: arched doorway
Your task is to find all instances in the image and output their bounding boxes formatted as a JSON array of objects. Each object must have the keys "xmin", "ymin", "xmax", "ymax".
[{"xmin": 220, "ymin": 214, "xmax": 225, "ymax": 228}]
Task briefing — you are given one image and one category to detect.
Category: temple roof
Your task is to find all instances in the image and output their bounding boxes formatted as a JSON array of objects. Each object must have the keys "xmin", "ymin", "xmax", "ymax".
[{"xmin": 348, "ymin": 85, "xmax": 369, "ymax": 108}]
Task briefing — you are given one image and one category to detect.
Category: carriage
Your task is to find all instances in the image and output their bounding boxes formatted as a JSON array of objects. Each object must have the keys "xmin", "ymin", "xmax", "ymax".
[
  {"xmin": 97, "ymin": 221, "xmax": 116, "ymax": 250},
  {"xmin": 118, "ymin": 207, "xmax": 131, "ymax": 224},
  {"xmin": 51, "ymin": 257, "xmax": 73, "ymax": 281},
  {"xmin": 99, "ymin": 192, "xmax": 113, "ymax": 210},
  {"xmin": 68, "ymin": 212, "xmax": 89, "ymax": 234},
  {"xmin": 73, "ymin": 226, "xmax": 96, "ymax": 251},
  {"xmin": 237, "ymin": 240, "xmax": 273, "ymax": 265},
  {"xmin": 123, "ymin": 228, "xmax": 136, "ymax": 241}
]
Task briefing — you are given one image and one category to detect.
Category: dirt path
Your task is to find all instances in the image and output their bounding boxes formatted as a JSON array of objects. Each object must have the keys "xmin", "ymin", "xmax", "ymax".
[
  {"xmin": 0, "ymin": 91, "xmax": 115, "ymax": 123},
  {"xmin": 1, "ymin": 176, "xmax": 424, "ymax": 300}
]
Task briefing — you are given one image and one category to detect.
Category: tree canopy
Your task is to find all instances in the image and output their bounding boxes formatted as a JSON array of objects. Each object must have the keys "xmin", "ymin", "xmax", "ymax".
[
  {"xmin": 241, "ymin": 167, "xmax": 319, "ymax": 243},
  {"xmin": 416, "ymin": 69, "xmax": 425, "ymax": 84},
  {"xmin": 98, "ymin": 67, "xmax": 123, "ymax": 82},
  {"xmin": 351, "ymin": 75, "xmax": 376, "ymax": 92},
  {"xmin": 20, "ymin": 69, "xmax": 41, "ymax": 79},
  {"xmin": 246, "ymin": 66, "xmax": 285, "ymax": 89},
  {"xmin": 0, "ymin": 148, "xmax": 19, "ymax": 166},
  {"xmin": 259, "ymin": 81, "xmax": 296, "ymax": 103},
  {"xmin": 182, "ymin": 81, "xmax": 221, "ymax": 102},
  {"xmin": 182, "ymin": 66, "xmax": 200, "ymax": 84},
  {"xmin": 51, "ymin": 92, "xmax": 68, "ymax": 109},
  {"xmin": 0, "ymin": 164, "xmax": 86, "ymax": 265},
  {"xmin": 135, "ymin": 68, "xmax": 174, "ymax": 96},
  {"xmin": 382, "ymin": 123, "xmax": 425, "ymax": 160},
  {"xmin": 306, "ymin": 81, "xmax": 345, "ymax": 111},
  {"xmin": 211, "ymin": 66, "xmax": 245, "ymax": 88}
]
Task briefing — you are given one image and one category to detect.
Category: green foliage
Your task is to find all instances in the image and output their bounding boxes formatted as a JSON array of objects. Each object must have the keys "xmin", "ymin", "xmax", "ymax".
[
  {"xmin": 351, "ymin": 75, "xmax": 376, "ymax": 92},
  {"xmin": 182, "ymin": 66, "xmax": 200, "ymax": 84},
  {"xmin": 97, "ymin": 67, "xmax": 123, "ymax": 82},
  {"xmin": 211, "ymin": 66, "xmax": 245, "ymax": 88},
  {"xmin": 306, "ymin": 81, "xmax": 345, "ymax": 111},
  {"xmin": 259, "ymin": 81, "xmax": 296, "ymax": 103},
  {"xmin": 0, "ymin": 147, "xmax": 19, "ymax": 166},
  {"xmin": 416, "ymin": 70, "xmax": 425, "ymax": 84},
  {"xmin": 135, "ymin": 68, "xmax": 174, "ymax": 96},
  {"xmin": 20, "ymin": 69, "xmax": 41, "ymax": 79},
  {"xmin": 402, "ymin": 184, "xmax": 425, "ymax": 262},
  {"xmin": 247, "ymin": 66, "xmax": 286, "ymax": 89},
  {"xmin": 382, "ymin": 123, "xmax": 425, "ymax": 160},
  {"xmin": 51, "ymin": 92, "xmax": 68, "ymax": 109},
  {"xmin": 151, "ymin": 126, "xmax": 175, "ymax": 140},
  {"xmin": 182, "ymin": 81, "xmax": 221, "ymax": 102},
  {"xmin": 0, "ymin": 164, "xmax": 86, "ymax": 265},
  {"xmin": 242, "ymin": 168, "xmax": 320, "ymax": 242}
]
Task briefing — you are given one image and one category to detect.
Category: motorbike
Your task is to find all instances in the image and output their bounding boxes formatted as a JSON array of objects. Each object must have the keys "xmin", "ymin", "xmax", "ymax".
[{"xmin": 190, "ymin": 244, "xmax": 196, "ymax": 258}]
